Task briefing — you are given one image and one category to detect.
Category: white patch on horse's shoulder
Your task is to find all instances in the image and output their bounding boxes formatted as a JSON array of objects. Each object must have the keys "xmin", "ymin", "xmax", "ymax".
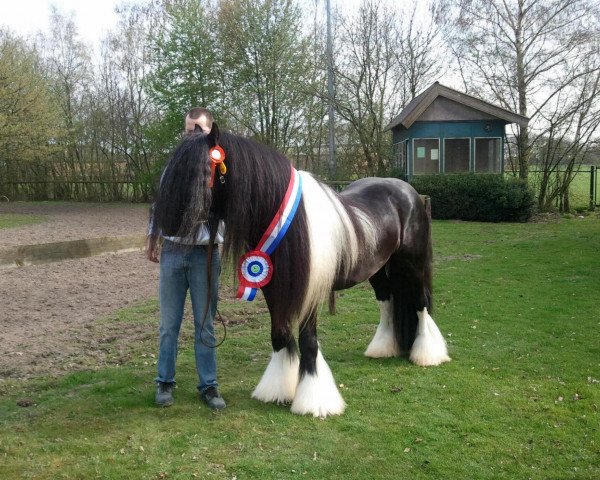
[
  {"xmin": 290, "ymin": 349, "xmax": 346, "ymax": 417},
  {"xmin": 252, "ymin": 349, "xmax": 299, "ymax": 404},
  {"xmin": 409, "ymin": 308, "xmax": 451, "ymax": 366},
  {"xmin": 297, "ymin": 172, "xmax": 359, "ymax": 318},
  {"xmin": 365, "ymin": 298, "xmax": 400, "ymax": 358}
]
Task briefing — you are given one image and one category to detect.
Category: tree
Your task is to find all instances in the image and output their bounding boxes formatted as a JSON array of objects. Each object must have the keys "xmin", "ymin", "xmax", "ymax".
[
  {"xmin": 439, "ymin": 0, "xmax": 600, "ymax": 188},
  {"xmin": 396, "ymin": 1, "xmax": 446, "ymax": 104},
  {"xmin": 146, "ymin": 0, "xmax": 221, "ymax": 152},
  {"xmin": 292, "ymin": 0, "xmax": 329, "ymax": 175},
  {"xmin": 0, "ymin": 29, "xmax": 61, "ymax": 197},
  {"xmin": 331, "ymin": 0, "xmax": 401, "ymax": 177},
  {"xmin": 95, "ymin": 2, "xmax": 157, "ymax": 199},
  {"xmin": 40, "ymin": 7, "xmax": 93, "ymax": 198},
  {"xmin": 218, "ymin": 0, "xmax": 313, "ymax": 151},
  {"xmin": 330, "ymin": 0, "xmax": 444, "ymax": 178},
  {"xmin": 533, "ymin": 64, "xmax": 600, "ymax": 211}
]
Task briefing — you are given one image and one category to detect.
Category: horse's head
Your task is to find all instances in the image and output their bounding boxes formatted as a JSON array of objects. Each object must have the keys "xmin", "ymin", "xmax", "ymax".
[
  {"xmin": 152, "ymin": 121, "xmax": 297, "ymax": 259},
  {"xmin": 151, "ymin": 123, "xmax": 225, "ymax": 240}
]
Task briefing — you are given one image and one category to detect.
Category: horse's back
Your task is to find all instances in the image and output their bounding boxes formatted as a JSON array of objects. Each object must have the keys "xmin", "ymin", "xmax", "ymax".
[
  {"xmin": 339, "ymin": 177, "xmax": 425, "ymax": 218},
  {"xmin": 328, "ymin": 177, "xmax": 430, "ymax": 289}
]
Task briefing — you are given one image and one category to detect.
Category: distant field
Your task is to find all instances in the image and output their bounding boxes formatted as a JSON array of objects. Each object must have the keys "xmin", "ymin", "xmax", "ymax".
[{"xmin": 515, "ymin": 166, "xmax": 597, "ymax": 210}]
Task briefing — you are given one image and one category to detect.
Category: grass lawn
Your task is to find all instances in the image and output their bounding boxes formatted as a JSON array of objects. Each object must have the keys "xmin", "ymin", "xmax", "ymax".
[
  {"xmin": 1, "ymin": 216, "xmax": 599, "ymax": 479},
  {"xmin": 0, "ymin": 213, "xmax": 45, "ymax": 229}
]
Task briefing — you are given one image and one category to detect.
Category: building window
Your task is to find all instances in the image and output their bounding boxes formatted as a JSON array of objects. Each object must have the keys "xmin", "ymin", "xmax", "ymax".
[
  {"xmin": 413, "ymin": 138, "xmax": 440, "ymax": 174},
  {"xmin": 393, "ymin": 140, "xmax": 407, "ymax": 175},
  {"xmin": 475, "ymin": 137, "xmax": 502, "ymax": 172},
  {"xmin": 444, "ymin": 138, "xmax": 470, "ymax": 173}
]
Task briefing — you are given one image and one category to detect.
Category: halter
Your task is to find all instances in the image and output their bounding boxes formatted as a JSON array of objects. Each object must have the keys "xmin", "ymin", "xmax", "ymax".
[{"xmin": 237, "ymin": 165, "xmax": 303, "ymax": 301}]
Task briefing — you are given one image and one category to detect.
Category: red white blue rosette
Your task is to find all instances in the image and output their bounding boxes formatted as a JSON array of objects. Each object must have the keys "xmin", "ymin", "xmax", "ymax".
[{"xmin": 237, "ymin": 250, "xmax": 273, "ymax": 301}]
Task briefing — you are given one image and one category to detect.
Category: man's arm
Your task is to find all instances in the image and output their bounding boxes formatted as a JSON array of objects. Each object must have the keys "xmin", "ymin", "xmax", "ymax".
[
  {"xmin": 145, "ymin": 234, "xmax": 160, "ymax": 263},
  {"xmin": 146, "ymin": 204, "xmax": 160, "ymax": 263}
]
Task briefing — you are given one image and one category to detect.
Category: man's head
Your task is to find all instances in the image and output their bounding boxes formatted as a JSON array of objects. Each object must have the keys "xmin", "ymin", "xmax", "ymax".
[{"xmin": 185, "ymin": 107, "xmax": 214, "ymax": 134}]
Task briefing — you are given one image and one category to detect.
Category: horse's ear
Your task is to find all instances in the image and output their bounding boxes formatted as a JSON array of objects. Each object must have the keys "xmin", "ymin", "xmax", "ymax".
[{"xmin": 208, "ymin": 122, "xmax": 220, "ymax": 147}]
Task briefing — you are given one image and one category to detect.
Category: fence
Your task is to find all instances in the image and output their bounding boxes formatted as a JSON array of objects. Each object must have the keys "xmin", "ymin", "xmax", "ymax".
[
  {"xmin": 526, "ymin": 166, "xmax": 598, "ymax": 211},
  {"xmin": 591, "ymin": 166, "xmax": 598, "ymax": 208},
  {"xmin": 0, "ymin": 180, "xmax": 151, "ymax": 203},
  {"xmin": 2, "ymin": 167, "xmax": 598, "ymax": 210}
]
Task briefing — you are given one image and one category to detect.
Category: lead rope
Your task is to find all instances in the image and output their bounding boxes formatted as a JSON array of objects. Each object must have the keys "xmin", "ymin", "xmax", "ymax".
[
  {"xmin": 198, "ymin": 216, "xmax": 226, "ymax": 348},
  {"xmin": 199, "ymin": 142, "xmax": 228, "ymax": 348}
]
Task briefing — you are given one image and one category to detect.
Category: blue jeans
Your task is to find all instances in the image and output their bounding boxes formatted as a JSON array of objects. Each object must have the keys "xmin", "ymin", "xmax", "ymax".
[{"xmin": 155, "ymin": 240, "xmax": 220, "ymax": 393}]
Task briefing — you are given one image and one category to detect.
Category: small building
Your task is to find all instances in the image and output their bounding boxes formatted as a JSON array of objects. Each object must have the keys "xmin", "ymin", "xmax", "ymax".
[{"xmin": 385, "ymin": 82, "xmax": 529, "ymax": 177}]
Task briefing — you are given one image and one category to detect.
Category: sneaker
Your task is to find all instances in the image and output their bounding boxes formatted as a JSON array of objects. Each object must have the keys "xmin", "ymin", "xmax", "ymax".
[
  {"xmin": 200, "ymin": 386, "xmax": 226, "ymax": 410},
  {"xmin": 155, "ymin": 382, "xmax": 174, "ymax": 407}
]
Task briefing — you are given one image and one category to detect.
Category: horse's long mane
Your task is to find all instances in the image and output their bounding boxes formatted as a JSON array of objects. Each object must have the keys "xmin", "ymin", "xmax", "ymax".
[
  {"xmin": 216, "ymin": 132, "xmax": 295, "ymax": 258},
  {"xmin": 217, "ymin": 132, "xmax": 311, "ymax": 320},
  {"xmin": 152, "ymin": 130, "xmax": 311, "ymax": 321},
  {"xmin": 151, "ymin": 133, "xmax": 213, "ymax": 241}
]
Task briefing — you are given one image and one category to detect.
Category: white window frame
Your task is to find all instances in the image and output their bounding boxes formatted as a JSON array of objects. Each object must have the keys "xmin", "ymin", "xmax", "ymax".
[
  {"xmin": 392, "ymin": 140, "xmax": 407, "ymax": 170},
  {"xmin": 412, "ymin": 137, "xmax": 441, "ymax": 175}
]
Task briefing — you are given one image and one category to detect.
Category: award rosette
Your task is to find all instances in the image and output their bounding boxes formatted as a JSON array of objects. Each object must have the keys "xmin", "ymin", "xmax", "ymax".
[
  {"xmin": 237, "ymin": 251, "xmax": 273, "ymax": 301},
  {"xmin": 208, "ymin": 145, "xmax": 227, "ymax": 187},
  {"xmin": 236, "ymin": 166, "xmax": 302, "ymax": 301}
]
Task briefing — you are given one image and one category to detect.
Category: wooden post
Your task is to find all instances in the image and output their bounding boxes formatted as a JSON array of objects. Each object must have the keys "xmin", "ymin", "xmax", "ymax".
[
  {"xmin": 328, "ymin": 290, "xmax": 336, "ymax": 315},
  {"xmin": 422, "ymin": 195, "xmax": 432, "ymax": 221}
]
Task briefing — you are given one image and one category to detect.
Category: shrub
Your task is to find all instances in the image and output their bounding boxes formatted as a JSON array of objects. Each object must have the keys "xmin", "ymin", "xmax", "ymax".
[{"xmin": 408, "ymin": 173, "xmax": 535, "ymax": 222}]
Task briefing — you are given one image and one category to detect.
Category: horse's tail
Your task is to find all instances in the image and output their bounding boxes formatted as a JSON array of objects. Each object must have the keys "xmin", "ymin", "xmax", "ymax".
[
  {"xmin": 390, "ymin": 198, "xmax": 433, "ymax": 354},
  {"xmin": 423, "ymin": 198, "xmax": 434, "ymax": 314},
  {"xmin": 389, "ymin": 261, "xmax": 419, "ymax": 354}
]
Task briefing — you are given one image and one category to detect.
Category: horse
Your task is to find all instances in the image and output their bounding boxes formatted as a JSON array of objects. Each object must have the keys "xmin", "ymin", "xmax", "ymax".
[{"xmin": 150, "ymin": 121, "xmax": 450, "ymax": 418}]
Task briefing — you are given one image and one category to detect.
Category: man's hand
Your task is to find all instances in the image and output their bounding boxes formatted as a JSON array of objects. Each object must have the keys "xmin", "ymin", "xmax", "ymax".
[{"xmin": 145, "ymin": 236, "xmax": 160, "ymax": 263}]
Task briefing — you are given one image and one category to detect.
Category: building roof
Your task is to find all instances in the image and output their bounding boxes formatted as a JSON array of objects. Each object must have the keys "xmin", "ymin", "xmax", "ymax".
[{"xmin": 384, "ymin": 82, "xmax": 529, "ymax": 131}]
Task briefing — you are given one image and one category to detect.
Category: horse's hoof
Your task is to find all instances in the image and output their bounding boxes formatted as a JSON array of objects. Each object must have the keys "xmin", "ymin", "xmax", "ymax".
[
  {"xmin": 409, "ymin": 351, "xmax": 451, "ymax": 367},
  {"xmin": 290, "ymin": 350, "xmax": 346, "ymax": 417},
  {"xmin": 252, "ymin": 349, "xmax": 299, "ymax": 404}
]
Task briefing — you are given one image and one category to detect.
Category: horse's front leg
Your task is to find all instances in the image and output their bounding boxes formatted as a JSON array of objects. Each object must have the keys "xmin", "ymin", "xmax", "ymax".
[
  {"xmin": 251, "ymin": 319, "xmax": 299, "ymax": 404},
  {"xmin": 290, "ymin": 314, "xmax": 346, "ymax": 417},
  {"xmin": 365, "ymin": 265, "xmax": 400, "ymax": 358}
]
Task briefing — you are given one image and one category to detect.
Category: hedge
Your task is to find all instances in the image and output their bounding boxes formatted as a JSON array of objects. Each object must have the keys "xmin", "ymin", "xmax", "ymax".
[{"xmin": 409, "ymin": 173, "xmax": 535, "ymax": 222}]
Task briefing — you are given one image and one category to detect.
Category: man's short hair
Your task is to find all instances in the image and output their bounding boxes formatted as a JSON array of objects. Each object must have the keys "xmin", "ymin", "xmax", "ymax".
[
  {"xmin": 185, "ymin": 107, "xmax": 214, "ymax": 134},
  {"xmin": 186, "ymin": 107, "xmax": 213, "ymax": 122}
]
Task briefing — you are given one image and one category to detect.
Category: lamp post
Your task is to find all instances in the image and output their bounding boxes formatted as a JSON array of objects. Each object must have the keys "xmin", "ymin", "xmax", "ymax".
[{"xmin": 326, "ymin": 0, "xmax": 336, "ymax": 180}]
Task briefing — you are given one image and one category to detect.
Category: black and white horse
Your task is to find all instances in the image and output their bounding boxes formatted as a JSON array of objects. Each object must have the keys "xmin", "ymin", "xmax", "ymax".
[{"xmin": 151, "ymin": 122, "xmax": 450, "ymax": 417}]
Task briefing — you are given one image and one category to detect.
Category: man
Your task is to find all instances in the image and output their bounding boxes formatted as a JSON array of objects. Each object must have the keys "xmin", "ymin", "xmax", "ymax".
[
  {"xmin": 146, "ymin": 107, "xmax": 226, "ymax": 410},
  {"xmin": 184, "ymin": 107, "xmax": 213, "ymax": 135}
]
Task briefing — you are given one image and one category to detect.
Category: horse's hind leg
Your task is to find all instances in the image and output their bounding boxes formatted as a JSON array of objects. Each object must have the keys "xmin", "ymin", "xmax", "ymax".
[
  {"xmin": 409, "ymin": 306, "xmax": 450, "ymax": 366},
  {"xmin": 290, "ymin": 313, "xmax": 345, "ymax": 417},
  {"xmin": 252, "ymin": 320, "xmax": 299, "ymax": 404},
  {"xmin": 364, "ymin": 265, "xmax": 400, "ymax": 358},
  {"xmin": 390, "ymin": 258, "xmax": 450, "ymax": 367}
]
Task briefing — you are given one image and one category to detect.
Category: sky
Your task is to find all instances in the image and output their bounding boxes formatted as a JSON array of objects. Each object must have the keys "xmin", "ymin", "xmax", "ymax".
[
  {"xmin": 0, "ymin": 0, "xmax": 141, "ymax": 46},
  {"xmin": 0, "ymin": 0, "xmax": 366, "ymax": 46}
]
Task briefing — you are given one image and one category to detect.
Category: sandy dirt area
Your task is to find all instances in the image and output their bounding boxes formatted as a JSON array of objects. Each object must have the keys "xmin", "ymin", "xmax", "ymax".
[
  {"xmin": 0, "ymin": 202, "xmax": 160, "ymax": 379},
  {"xmin": 0, "ymin": 202, "xmax": 151, "ymax": 246}
]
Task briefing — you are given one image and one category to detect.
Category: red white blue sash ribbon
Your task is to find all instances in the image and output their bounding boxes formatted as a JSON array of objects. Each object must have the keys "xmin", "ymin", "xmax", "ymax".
[{"xmin": 237, "ymin": 166, "xmax": 302, "ymax": 301}]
